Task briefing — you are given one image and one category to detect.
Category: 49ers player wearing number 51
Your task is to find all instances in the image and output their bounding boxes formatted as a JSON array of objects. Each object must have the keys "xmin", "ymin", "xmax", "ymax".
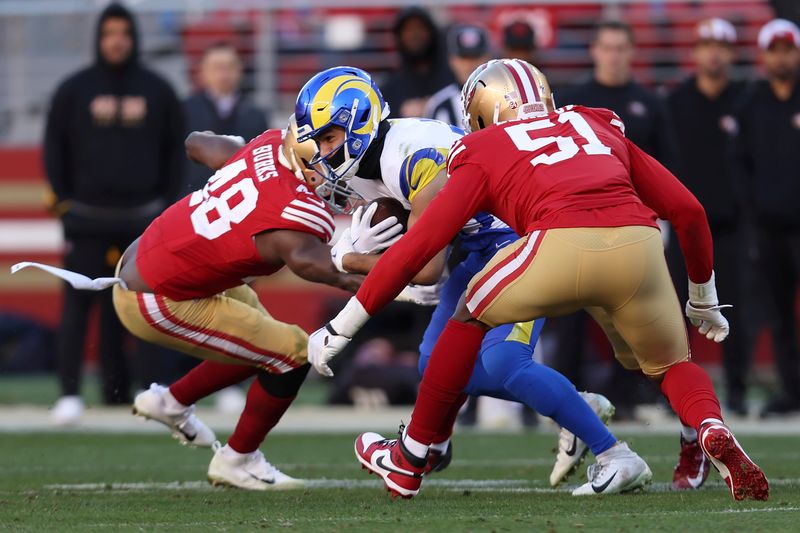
[{"xmin": 307, "ymin": 59, "xmax": 769, "ymax": 501}]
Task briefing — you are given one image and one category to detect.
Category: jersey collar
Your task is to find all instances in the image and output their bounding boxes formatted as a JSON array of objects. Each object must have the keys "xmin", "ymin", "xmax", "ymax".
[{"xmin": 355, "ymin": 120, "xmax": 391, "ymax": 181}]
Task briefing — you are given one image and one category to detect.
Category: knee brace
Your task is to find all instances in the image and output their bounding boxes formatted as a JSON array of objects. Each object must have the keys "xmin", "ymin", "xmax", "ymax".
[{"xmin": 257, "ymin": 363, "xmax": 311, "ymax": 398}]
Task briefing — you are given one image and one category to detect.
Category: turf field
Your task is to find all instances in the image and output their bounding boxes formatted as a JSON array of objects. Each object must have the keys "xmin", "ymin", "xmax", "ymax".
[{"xmin": 0, "ymin": 431, "xmax": 797, "ymax": 531}]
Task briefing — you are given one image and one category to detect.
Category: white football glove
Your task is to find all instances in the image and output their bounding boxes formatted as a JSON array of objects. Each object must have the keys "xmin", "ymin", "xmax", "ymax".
[
  {"xmin": 350, "ymin": 203, "xmax": 404, "ymax": 254},
  {"xmin": 330, "ymin": 228, "xmax": 355, "ymax": 273},
  {"xmin": 307, "ymin": 297, "xmax": 371, "ymax": 376},
  {"xmin": 395, "ymin": 283, "xmax": 442, "ymax": 306},
  {"xmin": 307, "ymin": 325, "xmax": 351, "ymax": 378},
  {"xmin": 685, "ymin": 271, "xmax": 732, "ymax": 343}
]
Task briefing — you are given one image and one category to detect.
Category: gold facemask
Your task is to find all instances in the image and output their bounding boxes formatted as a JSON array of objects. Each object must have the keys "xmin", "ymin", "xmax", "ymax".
[{"xmin": 281, "ymin": 115, "xmax": 322, "ymax": 189}]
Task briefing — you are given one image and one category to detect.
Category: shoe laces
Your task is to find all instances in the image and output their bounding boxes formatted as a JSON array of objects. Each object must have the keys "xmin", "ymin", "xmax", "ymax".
[
  {"xmin": 586, "ymin": 461, "xmax": 607, "ymax": 482},
  {"xmin": 248, "ymin": 450, "xmax": 281, "ymax": 476},
  {"xmin": 175, "ymin": 404, "xmax": 196, "ymax": 428}
]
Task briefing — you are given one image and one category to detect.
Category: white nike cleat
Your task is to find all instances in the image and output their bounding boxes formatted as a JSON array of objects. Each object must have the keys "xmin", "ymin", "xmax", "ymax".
[
  {"xmin": 207, "ymin": 443, "xmax": 305, "ymax": 491},
  {"xmin": 572, "ymin": 441, "xmax": 652, "ymax": 496},
  {"xmin": 550, "ymin": 392, "xmax": 615, "ymax": 486},
  {"xmin": 132, "ymin": 383, "xmax": 216, "ymax": 448},
  {"xmin": 51, "ymin": 395, "xmax": 84, "ymax": 426}
]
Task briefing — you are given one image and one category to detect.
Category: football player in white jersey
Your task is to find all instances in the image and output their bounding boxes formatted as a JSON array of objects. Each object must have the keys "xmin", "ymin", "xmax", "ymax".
[{"xmin": 294, "ymin": 65, "xmax": 650, "ymax": 493}]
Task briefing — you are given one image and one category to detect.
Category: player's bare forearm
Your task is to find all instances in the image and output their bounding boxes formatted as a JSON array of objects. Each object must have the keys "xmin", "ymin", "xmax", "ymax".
[
  {"xmin": 257, "ymin": 230, "xmax": 364, "ymax": 293},
  {"xmin": 289, "ymin": 248, "xmax": 364, "ymax": 292},
  {"xmin": 342, "ymin": 250, "xmax": 444, "ymax": 285},
  {"xmin": 185, "ymin": 131, "xmax": 244, "ymax": 170}
]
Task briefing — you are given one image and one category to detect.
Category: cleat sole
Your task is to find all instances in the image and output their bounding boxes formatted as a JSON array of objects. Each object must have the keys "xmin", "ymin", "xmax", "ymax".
[{"xmin": 702, "ymin": 427, "xmax": 769, "ymax": 501}]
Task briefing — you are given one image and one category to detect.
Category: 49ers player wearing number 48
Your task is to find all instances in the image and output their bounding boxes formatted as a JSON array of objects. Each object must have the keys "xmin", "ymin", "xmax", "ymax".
[
  {"xmin": 308, "ymin": 59, "xmax": 769, "ymax": 501},
  {"xmin": 13, "ymin": 120, "xmax": 401, "ymax": 490}
]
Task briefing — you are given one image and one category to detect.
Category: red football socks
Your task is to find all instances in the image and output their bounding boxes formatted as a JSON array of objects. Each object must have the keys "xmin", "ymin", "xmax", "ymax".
[
  {"xmin": 228, "ymin": 379, "xmax": 296, "ymax": 454},
  {"xmin": 660, "ymin": 361, "xmax": 723, "ymax": 430},
  {"xmin": 430, "ymin": 392, "xmax": 468, "ymax": 444},
  {"xmin": 406, "ymin": 319, "xmax": 486, "ymax": 447},
  {"xmin": 169, "ymin": 360, "xmax": 258, "ymax": 406}
]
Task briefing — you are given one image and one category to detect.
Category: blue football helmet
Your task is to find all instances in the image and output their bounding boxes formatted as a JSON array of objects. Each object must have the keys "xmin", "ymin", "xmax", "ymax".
[{"xmin": 294, "ymin": 66, "xmax": 389, "ymax": 187}]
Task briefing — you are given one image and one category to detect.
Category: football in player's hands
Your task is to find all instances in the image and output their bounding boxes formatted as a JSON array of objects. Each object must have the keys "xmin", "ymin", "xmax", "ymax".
[{"xmin": 369, "ymin": 197, "xmax": 409, "ymax": 233}]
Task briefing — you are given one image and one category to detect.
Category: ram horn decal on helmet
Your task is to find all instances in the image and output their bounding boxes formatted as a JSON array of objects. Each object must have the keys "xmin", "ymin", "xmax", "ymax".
[{"xmin": 294, "ymin": 66, "xmax": 389, "ymax": 185}]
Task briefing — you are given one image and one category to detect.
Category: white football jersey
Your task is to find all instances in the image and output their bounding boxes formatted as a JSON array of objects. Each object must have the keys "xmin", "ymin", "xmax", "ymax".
[
  {"xmin": 349, "ymin": 118, "xmax": 461, "ymax": 208},
  {"xmin": 350, "ymin": 117, "xmax": 512, "ymax": 253}
]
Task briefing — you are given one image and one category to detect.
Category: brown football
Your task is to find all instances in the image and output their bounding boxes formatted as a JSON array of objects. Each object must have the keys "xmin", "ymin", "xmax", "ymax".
[{"xmin": 368, "ymin": 197, "xmax": 409, "ymax": 232}]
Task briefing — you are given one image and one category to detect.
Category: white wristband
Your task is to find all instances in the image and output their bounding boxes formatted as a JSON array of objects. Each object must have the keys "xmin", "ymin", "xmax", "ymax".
[
  {"xmin": 688, "ymin": 270, "xmax": 718, "ymax": 306},
  {"xmin": 329, "ymin": 296, "xmax": 371, "ymax": 338}
]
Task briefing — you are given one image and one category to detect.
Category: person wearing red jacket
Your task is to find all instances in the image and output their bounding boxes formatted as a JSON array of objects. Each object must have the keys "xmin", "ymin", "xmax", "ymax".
[{"xmin": 307, "ymin": 59, "xmax": 769, "ymax": 501}]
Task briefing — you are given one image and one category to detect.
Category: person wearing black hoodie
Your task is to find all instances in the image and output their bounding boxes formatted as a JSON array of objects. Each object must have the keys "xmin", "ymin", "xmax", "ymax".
[
  {"xmin": 43, "ymin": 3, "xmax": 184, "ymax": 425},
  {"xmin": 731, "ymin": 19, "xmax": 800, "ymax": 418},
  {"xmin": 668, "ymin": 19, "xmax": 750, "ymax": 416},
  {"xmin": 380, "ymin": 7, "xmax": 455, "ymax": 118}
]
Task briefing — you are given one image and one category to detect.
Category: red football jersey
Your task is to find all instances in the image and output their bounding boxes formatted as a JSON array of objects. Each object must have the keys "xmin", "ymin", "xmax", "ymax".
[
  {"xmin": 355, "ymin": 106, "xmax": 713, "ymax": 314},
  {"xmin": 136, "ymin": 129, "xmax": 334, "ymax": 301}
]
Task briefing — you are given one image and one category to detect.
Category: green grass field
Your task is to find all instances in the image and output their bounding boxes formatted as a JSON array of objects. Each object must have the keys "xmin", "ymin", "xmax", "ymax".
[{"xmin": 0, "ymin": 431, "xmax": 797, "ymax": 531}]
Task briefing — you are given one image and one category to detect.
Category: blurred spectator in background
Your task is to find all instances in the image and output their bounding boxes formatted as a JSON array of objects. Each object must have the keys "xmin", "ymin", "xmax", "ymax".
[
  {"xmin": 668, "ymin": 19, "xmax": 749, "ymax": 415},
  {"xmin": 43, "ymin": 2, "xmax": 184, "ymax": 425},
  {"xmin": 182, "ymin": 42, "xmax": 268, "ymax": 193},
  {"xmin": 730, "ymin": 19, "xmax": 800, "ymax": 418},
  {"xmin": 0, "ymin": 314, "xmax": 55, "ymax": 374},
  {"xmin": 424, "ymin": 24, "xmax": 492, "ymax": 126},
  {"xmin": 328, "ymin": 338, "xmax": 419, "ymax": 407},
  {"xmin": 502, "ymin": 20, "xmax": 537, "ymax": 64},
  {"xmin": 557, "ymin": 20, "xmax": 679, "ymax": 420},
  {"xmin": 380, "ymin": 6, "xmax": 454, "ymax": 118},
  {"xmin": 561, "ymin": 20, "xmax": 678, "ymax": 166}
]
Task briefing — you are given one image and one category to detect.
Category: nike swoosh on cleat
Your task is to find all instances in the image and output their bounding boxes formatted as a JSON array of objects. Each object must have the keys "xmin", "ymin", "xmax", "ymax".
[
  {"xmin": 592, "ymin": 470, "xmax": 618, "ymax": 493},
  {"xmin": 247, "ymin": 472, "xmax": 276, "ymax": 485},
  {"xmin": 375, "ymin": 455, "xmax": 422, "ymax": 478},
  {"xmin": 177, "ymin": 427, "xmax": 196, "ymax": 442},
  {"xmin": 565, "ymin": 436, "xmax": 578, "ymax": 457}
]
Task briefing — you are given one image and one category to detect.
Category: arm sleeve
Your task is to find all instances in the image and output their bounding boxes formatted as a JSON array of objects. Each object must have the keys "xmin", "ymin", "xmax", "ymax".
[
  {"xmin": 159, "ymin": 84, "xmax": 186, "ymax": 202},
  {"xmin": 356, "ymin": 164, "xmax": 489, "ymax": 314},
  {"xmin": 43, "ymin": 83, "xmax": 72, "ymax": 200},
  {"xmin": 626, "ymin": 138, "xmax": 713, "ymax": 283}
]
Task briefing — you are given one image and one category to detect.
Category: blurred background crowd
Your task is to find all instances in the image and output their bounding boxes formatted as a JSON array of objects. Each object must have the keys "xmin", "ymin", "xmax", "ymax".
[{"xmin": 1, "ymin": 0, "xmax": 799, "ymax": 427}]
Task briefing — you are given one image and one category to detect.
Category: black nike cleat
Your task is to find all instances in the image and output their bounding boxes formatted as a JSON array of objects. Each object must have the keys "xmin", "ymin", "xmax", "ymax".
[{"xmin": 424, "ymin": 441, "xmax": 453, "ymax": 475}]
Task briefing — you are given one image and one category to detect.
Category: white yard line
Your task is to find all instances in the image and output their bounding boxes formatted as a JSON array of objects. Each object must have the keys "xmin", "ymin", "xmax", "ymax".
[
  {"xmin": 42, "ymin": 477, "xmax": 800, "ymax": 493},
  {"xmin": 6, "ymin": 452, "xmax": 799, "ymax": 474}
]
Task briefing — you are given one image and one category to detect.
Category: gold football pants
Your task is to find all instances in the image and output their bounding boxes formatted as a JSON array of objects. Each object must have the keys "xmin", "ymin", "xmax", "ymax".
[
  {"xmin": 466, "ymin": 226, "xmax": 689, "ymax": 377},
  {"xmin": 113, "ymin": 280, "xmax": 308, "ymax": 374}
]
